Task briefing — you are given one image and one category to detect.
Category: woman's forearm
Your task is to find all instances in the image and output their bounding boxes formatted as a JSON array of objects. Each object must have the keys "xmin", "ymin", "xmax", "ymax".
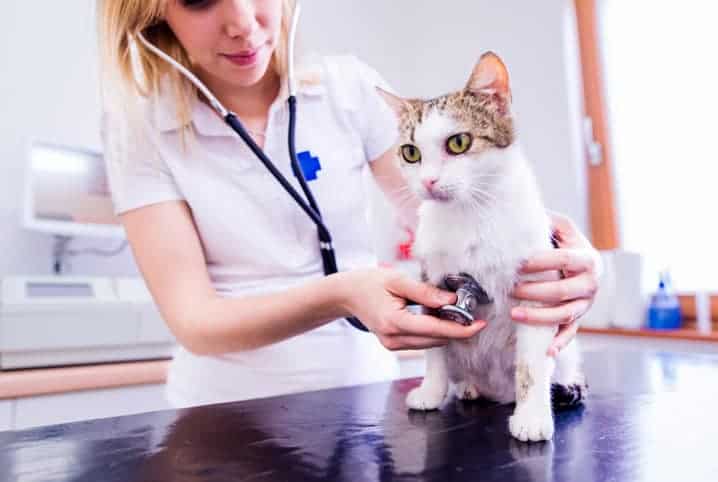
[
  {"xmin": 370, "ymin": 146, "xmax": 421, "ymax": 230},
  {"xmin": 174, "ymin": 273, "xmax": 354, "ymax": 355}
]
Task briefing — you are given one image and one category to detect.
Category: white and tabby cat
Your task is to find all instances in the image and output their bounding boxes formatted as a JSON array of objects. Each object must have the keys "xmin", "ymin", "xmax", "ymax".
[{"xmin": 379, "ymin": 52, "xmax": 586, "ymax": 442}]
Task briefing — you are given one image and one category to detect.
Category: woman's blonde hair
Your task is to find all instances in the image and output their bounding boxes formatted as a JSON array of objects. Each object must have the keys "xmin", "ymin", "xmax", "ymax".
[{"xmin": 98, "ymin": 0, "xmax": 295, "ymax": 131}]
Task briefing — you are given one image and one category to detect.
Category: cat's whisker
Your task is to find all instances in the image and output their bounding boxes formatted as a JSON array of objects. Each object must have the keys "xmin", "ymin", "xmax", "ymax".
[
  {"xmin": 473, "ymin": 174, "xmax": 504, "ymax": 182},
  {"xmin": 471, "ymin": 181, "xmax": 500, "ymax": 195},
  {"xmin": 469, "ymin": 186, "xmax": 498, "ymax": 205},
  {"xmin": 467, "ymin": 194, "xmax": 490, "ymax": 209},
  {"xmin": 472, "ymin": 184, "xmax": 498, "ymax": 196},
  {"xmin": 469, "ymin": 194, "xmax": 497, "ymax": 210}
]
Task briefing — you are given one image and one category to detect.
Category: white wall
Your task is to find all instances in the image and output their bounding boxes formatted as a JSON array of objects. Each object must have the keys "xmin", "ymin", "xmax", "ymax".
[
  {"xmin": 301, "ymin": 0, "xmax": 588, "ymax": 230},
  {"xmin": 0, "ymin": 0, "xmax": 587, "ymax": 278},
  {"xmin": 0, "ymin": 0, "xmax": 138, "ymax": 278}
]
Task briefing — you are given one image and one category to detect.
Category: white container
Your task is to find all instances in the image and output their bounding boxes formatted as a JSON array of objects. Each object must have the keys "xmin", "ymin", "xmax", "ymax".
[
  {"xmin": 611, "ymin": 250, "xmax": 646, "ymax": 330},
  {"xmin": 580, "ymin": 250, "xmax": 646, "ymax": 330},
  {"xmin": 695, "ymin": 291, "xmax": 712, "ymax": 335},
  {"xmin": 580, "ymin": 250, "xmax": 615, "ymax": 329}
]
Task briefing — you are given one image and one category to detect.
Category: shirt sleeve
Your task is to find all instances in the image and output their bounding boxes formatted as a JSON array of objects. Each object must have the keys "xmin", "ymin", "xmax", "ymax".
[
  {"xmin": 101, "ymin": 112, "xmax": 185, "ymax": 215},
  {"xmin": 349, "ymin": 57, "xmax": 400, "ymax": 162}
]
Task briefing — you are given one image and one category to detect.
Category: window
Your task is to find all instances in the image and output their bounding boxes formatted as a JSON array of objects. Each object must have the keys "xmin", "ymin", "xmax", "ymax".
[{"xmin": 576, "ymin": 0, "xmax": 717, "ymax": 292}]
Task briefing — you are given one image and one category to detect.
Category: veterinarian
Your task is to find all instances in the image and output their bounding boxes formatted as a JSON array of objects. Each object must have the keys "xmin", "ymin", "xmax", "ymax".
[{"xmin": 98, "ymin": 0, "xmax": 601, "ymax": 407}]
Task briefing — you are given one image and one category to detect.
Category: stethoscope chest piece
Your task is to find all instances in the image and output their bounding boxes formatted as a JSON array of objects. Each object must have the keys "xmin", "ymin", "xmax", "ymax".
[{"xmin": 437, "ymin": 273, "xmax": 493, "ymax": 325}]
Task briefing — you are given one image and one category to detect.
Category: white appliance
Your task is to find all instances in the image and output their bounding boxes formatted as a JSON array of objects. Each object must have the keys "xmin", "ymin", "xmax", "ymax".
[
  {"xmin": 23, "ymin": 142, "xmax": 124, "ymax": 239},
  {"xmin": 0, "ymin": 276, "xmax": 175, "ymax": 370}
]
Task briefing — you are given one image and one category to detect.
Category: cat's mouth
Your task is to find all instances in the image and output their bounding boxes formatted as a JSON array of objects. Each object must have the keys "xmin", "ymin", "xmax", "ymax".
[{"xmin": 423, "ymin": 190, "xmax": 454, "ymax": 203}]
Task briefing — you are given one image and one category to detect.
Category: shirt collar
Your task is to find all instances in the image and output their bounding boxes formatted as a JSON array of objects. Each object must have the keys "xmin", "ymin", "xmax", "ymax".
[{"xmin": 153, "ymin": 72, "xmax": 327, "ymax": 136}]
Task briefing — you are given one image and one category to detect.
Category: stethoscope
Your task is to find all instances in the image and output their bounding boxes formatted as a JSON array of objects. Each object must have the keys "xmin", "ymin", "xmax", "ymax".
[{"xmin": 136, "ymin": 4, "xmax": 371, "ymax": 331}]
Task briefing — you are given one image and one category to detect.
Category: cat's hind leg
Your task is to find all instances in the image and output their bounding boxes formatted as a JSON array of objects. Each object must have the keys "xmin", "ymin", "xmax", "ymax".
[
  {"xmin": 406, "ymin": 347, "xmax": 449, "ymax": 410},
  {"xmin": 551, "ymin": 339, "xmax": 588, "ymax": 411},
  {"xmin": 455, "ymin": 380, "xmax": 481, "ymax": 401}
]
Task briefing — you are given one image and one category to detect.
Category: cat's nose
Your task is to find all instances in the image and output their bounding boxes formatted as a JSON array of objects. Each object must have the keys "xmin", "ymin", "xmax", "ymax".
[{"xmin": 422, "ymin": 178, "xmax": 439, "ymax": 191}]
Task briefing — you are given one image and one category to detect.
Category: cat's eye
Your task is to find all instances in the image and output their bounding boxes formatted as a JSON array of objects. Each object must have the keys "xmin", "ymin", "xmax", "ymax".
[
  {"xmin": 446, "ymin": 133, "xmax": 473, "ymax": 155},
  {"xmin": 401, "ymin": 144, "xmax": 422, "ymax": 164}
]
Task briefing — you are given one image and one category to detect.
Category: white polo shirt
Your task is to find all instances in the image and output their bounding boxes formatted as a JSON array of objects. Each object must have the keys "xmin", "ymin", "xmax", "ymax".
[{"xmin": 103, "ymin": 55, "xmax": 401, "ymax": 407}]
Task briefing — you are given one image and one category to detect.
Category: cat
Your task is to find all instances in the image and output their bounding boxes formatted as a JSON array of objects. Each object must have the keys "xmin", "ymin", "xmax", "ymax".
[{"xmin": 378, "ymin": 52, "xmax": 586, "ymax": 442}]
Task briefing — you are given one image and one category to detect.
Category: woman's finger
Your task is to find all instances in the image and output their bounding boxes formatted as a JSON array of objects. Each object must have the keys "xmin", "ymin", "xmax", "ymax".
[
  {"xmin": 511, "ymin": 298, "xmax": 592, "ymax": 326},
  {"xmin": 513, "ymin": 272, "xmax": 598, "ymax": 304},
  {"xmin": 387, "ymin": 274, "xmax": 457, "ymax": 309},
  {"xmin": 383, "ymin": 336, "xmax": 449, "ymax": 351},
  {"xmin": 394, "ymin": 311, "xmax": 487, "ymax": 339},
  {"xmin": 547, "ymin": 321, "xmax": 580, "ymax": 357},
  {"xmin": 548, "ymin": 211, "xmax": 580, "ymax": 241},
  {"xmin": 520, "ymin": 248, "xmax": 597, "ymax": 275}
]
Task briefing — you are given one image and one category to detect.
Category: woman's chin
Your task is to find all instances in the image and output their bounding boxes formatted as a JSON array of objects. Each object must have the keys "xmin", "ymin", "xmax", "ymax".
[{"xmin": 234, "ymin": 69, "xmax": 269, "ymax": 87}]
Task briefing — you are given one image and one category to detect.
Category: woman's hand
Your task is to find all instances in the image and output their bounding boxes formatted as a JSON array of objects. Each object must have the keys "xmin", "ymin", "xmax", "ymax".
[
  {"xmin": 337, "ymin": 268, "xmax": 486, "ymax": 351},
  {"xmin": 511, "ymin": 213, "xmax": 602, "ymax": 357}
]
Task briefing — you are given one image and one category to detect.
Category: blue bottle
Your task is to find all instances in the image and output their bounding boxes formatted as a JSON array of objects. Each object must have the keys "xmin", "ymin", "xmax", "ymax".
[{"xmin": 646, "ymin": 273, "xmax": 682, "ymax": 330}]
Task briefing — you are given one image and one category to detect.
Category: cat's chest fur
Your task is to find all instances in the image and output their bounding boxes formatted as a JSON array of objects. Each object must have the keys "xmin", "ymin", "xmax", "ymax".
[
  {"xmin": 415, "ymin": 206, "xmax": 524, "ymax": 301},
  {"xmin": 412, "ymin": 162, "xmax": 553, "ymax": 402},
  {"xmin": 414, "ymin": 194, "xmax": 550, "ymax": 309}
]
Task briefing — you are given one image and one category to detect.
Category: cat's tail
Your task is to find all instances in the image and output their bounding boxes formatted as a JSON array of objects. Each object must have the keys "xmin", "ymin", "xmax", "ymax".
[{"xmin": 551, "ymin": 381, "xmax": 588, "ymax": 411}]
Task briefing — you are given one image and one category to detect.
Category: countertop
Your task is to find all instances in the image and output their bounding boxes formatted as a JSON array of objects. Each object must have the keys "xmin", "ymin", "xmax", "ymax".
[
  {"xmin": 1, "ymin": 351, "xmax": 717, "ymax": 481},
  {"xmin": 2, "ymin": 323, "xmax": 717, "ymax": 400},
  {"xmin": 4, "ymin": 322, "xmax": 717, "ymax": 400}
]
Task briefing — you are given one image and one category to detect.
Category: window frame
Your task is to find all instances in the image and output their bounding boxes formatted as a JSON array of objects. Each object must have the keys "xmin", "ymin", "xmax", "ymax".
[
  {"xmin": 574, "ymin": 0, "xmax": 715, "ymax": 324},
  {"xmin": 574, "ymin": 0, "xmax": 619, "ymax": 251}
]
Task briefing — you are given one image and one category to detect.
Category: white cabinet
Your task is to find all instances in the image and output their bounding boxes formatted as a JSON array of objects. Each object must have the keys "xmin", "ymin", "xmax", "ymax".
[
  {"xmin": 14, "ymin": 384, "xmax": 170, "ymax": 430},
  {"xmin": 0, "ymin": 400, "xmax": 12, "ymax": 432}
]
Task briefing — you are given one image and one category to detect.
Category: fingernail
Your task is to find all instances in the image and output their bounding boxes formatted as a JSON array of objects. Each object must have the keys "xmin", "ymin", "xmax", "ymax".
[
  {"xmin": 437, "ymin": 292, "xmax": 455, "ymax": 305},
  {"xmin": 547, "ymin": 346, "xmax": 558, "ymax": 358},
  {"xmin": 511, "ymin": 308, "xmax": 527, "ymax": 321}
]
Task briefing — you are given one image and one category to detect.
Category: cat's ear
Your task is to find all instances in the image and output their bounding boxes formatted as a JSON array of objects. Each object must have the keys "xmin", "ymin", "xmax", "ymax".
[
  {"xmin": 376, "ymin": 87, "xmax": 409, "ymax": 118},
  {"xmin": 467, "ymin": 51, "xmax": 512, "ymax": 104}
]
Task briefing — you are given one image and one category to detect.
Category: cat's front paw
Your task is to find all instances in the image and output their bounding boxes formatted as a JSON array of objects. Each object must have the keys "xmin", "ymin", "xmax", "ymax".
[
  {"xmin": 406, "ymin": 385, "xmax": 446, "ymax": 411},
  {"xmin": 509, "ymin": 406, "xmax": 554, "ymax": 442}
]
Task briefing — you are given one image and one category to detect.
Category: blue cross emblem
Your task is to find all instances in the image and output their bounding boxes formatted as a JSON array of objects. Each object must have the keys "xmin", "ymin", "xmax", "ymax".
[{"xmin": 297, "ymin": 151, "xmax": 322, "ymax": 181}]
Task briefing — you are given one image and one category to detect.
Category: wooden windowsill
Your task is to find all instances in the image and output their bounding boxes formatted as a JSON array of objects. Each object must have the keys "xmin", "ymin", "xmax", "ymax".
[{"xmin": 580, "ymin": 322, "xmax": 718, "ymax": 343}]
